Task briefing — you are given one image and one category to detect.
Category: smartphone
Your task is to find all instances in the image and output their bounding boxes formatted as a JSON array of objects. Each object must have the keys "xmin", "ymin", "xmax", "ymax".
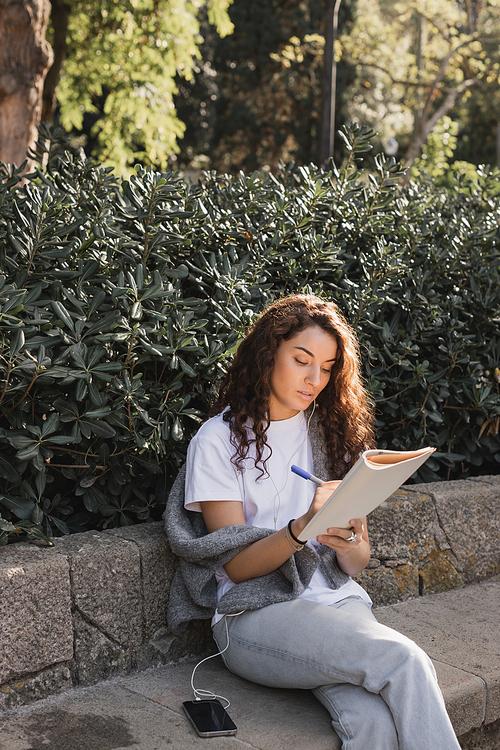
[{"xmin": 182, "ymin": 699, "xmax": 237, "ymax": 738}]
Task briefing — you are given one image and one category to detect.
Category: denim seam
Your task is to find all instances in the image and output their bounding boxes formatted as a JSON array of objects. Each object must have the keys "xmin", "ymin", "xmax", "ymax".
[{"xmin": 313, "ymin": 686, "xmax": 353, "ymax": 744}]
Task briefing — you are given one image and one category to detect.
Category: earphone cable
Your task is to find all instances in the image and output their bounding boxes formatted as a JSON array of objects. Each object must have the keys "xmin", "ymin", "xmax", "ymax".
[
  {"xmin": 269, "ymin": 400, "xmax": 316, "ymax": 528},
  {"xmin": 190, "ymin": 610, "xmax": 245, "ymax": 709}
]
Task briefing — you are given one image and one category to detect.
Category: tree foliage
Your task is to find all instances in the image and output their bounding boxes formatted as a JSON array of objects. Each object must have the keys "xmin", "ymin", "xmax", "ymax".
[
  {"xmin": 0, "ymin": 123, "xmax": 499, "ymax": 546},
  {"xmin": 341, "ymin": 0, "xmax": 500, "ymax": 166},
  {"xmin": 29, "ymin": 0, "xmax": 499, "ymax": 174},
  {"xmin": 51, "ymin": 0, "xmax": 234, "ymax": 172}
]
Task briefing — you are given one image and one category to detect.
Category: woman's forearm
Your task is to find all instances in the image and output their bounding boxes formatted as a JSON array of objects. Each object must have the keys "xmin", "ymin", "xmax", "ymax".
[
  {"xmin": 225, "ymin": 522, "xmax": 370, "ymax": 582},
  {"xmin": 223, "ymin": 526, "xmax": 298, "ymax": 583},
  {"xmin": 335, "ymin": 538, "xmax": 371, "ymax": 576},
  {"xmin": 202, "ymin": 500, "xmax": 300, "ymax": 583}
]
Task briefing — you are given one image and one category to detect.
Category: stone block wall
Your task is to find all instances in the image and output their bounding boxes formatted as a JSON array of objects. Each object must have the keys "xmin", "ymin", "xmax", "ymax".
[
  {"xmin": 356, "ymin": 475, "xmax": 500, "ymax": 603},
  {"xmin": 0, "ymin": 524, "xmax": 212, "ymax": 711},
  {"xmin": 1, "ymin": 475, "xmax": 499, "ymax": 711}
]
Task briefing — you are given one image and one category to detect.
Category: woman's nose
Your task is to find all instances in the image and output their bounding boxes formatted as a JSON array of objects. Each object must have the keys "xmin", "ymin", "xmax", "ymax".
[{"xmin": 305, "ymin": 366, "xmax": 321, "ymax": 386}]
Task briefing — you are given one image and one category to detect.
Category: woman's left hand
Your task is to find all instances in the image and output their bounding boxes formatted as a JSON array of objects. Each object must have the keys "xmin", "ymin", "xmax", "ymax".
[
  {"xmin": 317, "ymin": 517, "xmax": 371, "ymax": 576},
  {"xmin": 318, "ymin": 517, "xmax": 365, "ymax": 552}
]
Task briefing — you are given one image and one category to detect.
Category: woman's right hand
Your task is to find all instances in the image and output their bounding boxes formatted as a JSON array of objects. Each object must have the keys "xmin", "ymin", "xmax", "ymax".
[
  {"xmin": 291, "ymin": 481, "xmax": 341, "ymax": 541},
  {"xmin": 291, "ymin": 482, "xmax": 371, "ymax": 577}
]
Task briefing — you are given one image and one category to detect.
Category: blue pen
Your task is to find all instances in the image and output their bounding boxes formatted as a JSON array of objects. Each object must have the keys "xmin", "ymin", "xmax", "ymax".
[{"xmin": 291, "ymin": 465, "xmax": 324, "ymax": 486}]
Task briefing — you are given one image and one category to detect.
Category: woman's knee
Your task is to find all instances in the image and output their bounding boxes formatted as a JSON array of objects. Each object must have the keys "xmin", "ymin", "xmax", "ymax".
[
  {"xmin": 397, "ymin": 633, "xmax": 434, "ymax": 669},
  {"xmin": 380, "ymin": 630, "xmax": 437, "ymax": 687}
]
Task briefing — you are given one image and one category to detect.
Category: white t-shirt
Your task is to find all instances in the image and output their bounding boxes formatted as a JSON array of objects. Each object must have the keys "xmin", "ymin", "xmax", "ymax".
[{"xmin": 185, "ymin": 410, "xmax": 371, "ymax": 623}]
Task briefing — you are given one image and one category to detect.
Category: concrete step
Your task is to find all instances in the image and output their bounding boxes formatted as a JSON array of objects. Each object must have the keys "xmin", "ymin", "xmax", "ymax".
[{"xmin": 1, "ymin": 578, "xmax": 499, "ymax": 750}]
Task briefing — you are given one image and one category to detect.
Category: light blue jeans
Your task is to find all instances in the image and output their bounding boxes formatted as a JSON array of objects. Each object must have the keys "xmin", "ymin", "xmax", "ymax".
[{"xmin": 212, "ymin": 596, "xmax": 461, "ymax": 750}]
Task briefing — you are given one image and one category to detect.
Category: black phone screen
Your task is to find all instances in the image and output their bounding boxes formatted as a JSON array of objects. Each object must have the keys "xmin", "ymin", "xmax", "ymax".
[{"xmin": 183, "ymin": 699, "xmax": 237, "ymax": 736}]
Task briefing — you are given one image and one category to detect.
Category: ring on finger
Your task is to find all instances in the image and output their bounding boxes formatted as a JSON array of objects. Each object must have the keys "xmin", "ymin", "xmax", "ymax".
[{"xmin": 346, "ymin": 531, "xmax": 357, "ymax": 543}]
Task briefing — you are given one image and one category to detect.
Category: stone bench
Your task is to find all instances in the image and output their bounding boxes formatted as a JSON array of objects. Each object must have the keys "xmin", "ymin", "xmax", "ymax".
[
  {"xmin": 1, "ymin": 579, "xmax": 499, "ymax": 749},
  {"xmin": 1, "ymin": 475, "xmax": 499, "ymax": 747}
]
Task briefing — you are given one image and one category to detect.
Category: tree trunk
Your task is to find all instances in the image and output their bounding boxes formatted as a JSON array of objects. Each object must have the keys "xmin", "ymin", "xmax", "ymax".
[
  {"xmin": 41, "ymin": 0, "xmax": 70, "ymax": 124},
  {"xmin": 403, "ymin": 78, "xmax": 477, "ymax": 179},
  {"xmin": 0, "ymin": 0, "xmax": 53, "ymax": 167},
  {"xmin": 402, "ymin": 35, "xmax": 480, "ymax": 182}
]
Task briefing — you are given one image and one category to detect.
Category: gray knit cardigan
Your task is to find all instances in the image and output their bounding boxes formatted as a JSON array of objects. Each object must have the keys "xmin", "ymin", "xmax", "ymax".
[{"xmin": 163, "ymin": 414, "xmax": 349, "ymax": 635}]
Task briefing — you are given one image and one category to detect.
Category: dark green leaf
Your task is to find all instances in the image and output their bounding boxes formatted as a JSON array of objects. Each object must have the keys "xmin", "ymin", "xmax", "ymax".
[{"xmin": 0, "ymin": 495, "xmax": 36, "ymax": 520}]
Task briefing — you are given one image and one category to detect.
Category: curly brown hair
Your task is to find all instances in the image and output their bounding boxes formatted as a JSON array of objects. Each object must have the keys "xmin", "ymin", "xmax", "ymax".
[{"xmin": 210, "ymin": 294, "xmax": 375, "ymax": 479}]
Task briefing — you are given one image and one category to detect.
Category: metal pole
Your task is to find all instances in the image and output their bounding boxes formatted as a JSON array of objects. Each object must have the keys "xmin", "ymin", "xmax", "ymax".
[
  {"xmin": 320, "ymin": 0, "xmax": 342, "ymax": 168},
  {"xmin": 329, "ymin": 0, "xmax": 342, "ymax": 160},
  {"xmin": 497, "ymin": 121, "xmax": 500, "ymax": 169}
]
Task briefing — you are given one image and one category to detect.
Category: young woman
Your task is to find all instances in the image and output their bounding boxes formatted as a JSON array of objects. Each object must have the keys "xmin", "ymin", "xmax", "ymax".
[{"xmin": 165, "ymin": 294, "xmax": 461, "ymax": 750}]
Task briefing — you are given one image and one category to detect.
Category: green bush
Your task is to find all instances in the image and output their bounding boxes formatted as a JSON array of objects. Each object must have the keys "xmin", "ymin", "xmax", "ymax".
[{"xmin": 0, "ymin": 123, "xmax": 499, "ymax": 545}]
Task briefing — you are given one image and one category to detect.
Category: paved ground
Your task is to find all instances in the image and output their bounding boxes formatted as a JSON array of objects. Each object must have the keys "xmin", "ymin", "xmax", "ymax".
[
  {"xmin": 0, "ymin": 657, "xmax": 336, "ymax": 750},
  {"xmin": 1, "ymin": 578, "xmax": 499, "ymax": 750}
]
